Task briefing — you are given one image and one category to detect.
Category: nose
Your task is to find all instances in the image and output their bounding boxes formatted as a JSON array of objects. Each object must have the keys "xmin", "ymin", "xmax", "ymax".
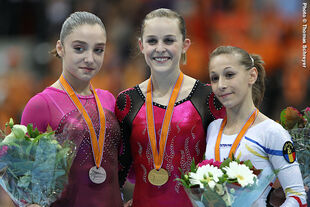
[
  {"xmin": 155, "ymin": 41, "xmax": 166, "ymax": 53},
  {"xmin": 218, "ymin": 76, "xmax": 227, "ymax": 90},
  {"xmin": 84, "ymin": 51, "xmax": 94, "ymax": 64}
]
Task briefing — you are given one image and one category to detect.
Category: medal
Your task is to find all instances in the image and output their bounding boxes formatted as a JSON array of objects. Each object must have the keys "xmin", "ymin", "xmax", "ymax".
[
  {"xmin": 59, "ymin": 75, "xmax": 107, "ymax": 184},
  {"xmin": 215, "ymin": 108, "xmax": 259, "ymax": 161},
  {"xmin": 89, "ymin": 166, "xmax": 107, "ymax": 184},
  {"xmin": 148, "ymin": 168, "xmax": 169, "ymax": 186},
  {"xmin": 146, "ymin": 72, "xmax": 184, "ymax": 186}
]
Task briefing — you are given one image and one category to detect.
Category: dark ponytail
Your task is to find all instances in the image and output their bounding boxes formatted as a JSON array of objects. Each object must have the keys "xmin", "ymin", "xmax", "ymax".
[{"xmin": 250, "ymin": 54, "xmax": 265, "ymax": 108}]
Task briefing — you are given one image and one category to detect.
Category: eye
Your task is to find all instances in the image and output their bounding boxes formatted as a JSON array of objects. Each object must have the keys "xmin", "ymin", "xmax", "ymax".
[
  {"xmin": 73, "ymin": 46, "xmax": 84, "ymax": 53},
  {"xmin": 225, "ymin": 72, "xmax": 235, "ymax": 79},
  {"xmin": 210, "ymin": 75, "xmax": 219, "ymax": 83},
  {"xmin": 146, "ymin": 38, "xmax": 157, "ymax": 45},
  {"xmin": 163, "ymin": 38, "xmax": 175, "ymax": 45},
  {"xmin": 94, "ymin": 48, "xmax": 104, "ymax": 54}
]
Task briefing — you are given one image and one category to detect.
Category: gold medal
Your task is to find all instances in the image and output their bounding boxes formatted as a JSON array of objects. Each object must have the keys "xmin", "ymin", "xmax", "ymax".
[
  {"xmin": 146, "ymin": 72, "xmax": 184, "ymax": 186},
  {"xmin": 148, "ymin": 168, "xmax": 169, "ymax": 186}
]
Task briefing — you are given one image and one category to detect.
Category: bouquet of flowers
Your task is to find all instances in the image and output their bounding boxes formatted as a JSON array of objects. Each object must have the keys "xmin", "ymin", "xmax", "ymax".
[
  {"xmin": 0, "ymin": 119, "xmax": 76, "ymax": 206},
  {"xmin": 280, "ymin": 106, "xmax": 310, "ymax": 187},
  {"xmin": 176, "ymin": 157, "xmax": 276, "ymax": 207}
]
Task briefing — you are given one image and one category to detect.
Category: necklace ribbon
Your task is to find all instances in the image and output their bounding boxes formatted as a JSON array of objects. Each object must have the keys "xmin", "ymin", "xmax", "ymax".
[
  {"xmin": 215, "ymin": 108, "xmax": 259, "ymax": 161},
  {"xmin": 146, "ymin": 72, "xmax": 184, "ymax": 170},
  {"xmin": 59, "ymin": 75, "xmax": 106, "ymax": 168}
]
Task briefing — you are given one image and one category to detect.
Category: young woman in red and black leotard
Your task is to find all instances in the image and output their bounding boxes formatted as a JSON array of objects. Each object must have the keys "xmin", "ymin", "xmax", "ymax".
[{"xmin": 115, "ymin": 8, "xmax": 225, "ymax": 207}]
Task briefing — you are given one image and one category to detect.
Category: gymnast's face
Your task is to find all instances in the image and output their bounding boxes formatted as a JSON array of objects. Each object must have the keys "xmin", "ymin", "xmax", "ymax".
[
  {"xmin": 209, "ymin": 53, "xmax": 255, "ymax": 109},
  {"xmin": 139, "ymin": 17, "xmax": 190, "ymax": 74},
  {"xmin": 57, "ymin": 23, "xmax": 106, "ymax": 83}
]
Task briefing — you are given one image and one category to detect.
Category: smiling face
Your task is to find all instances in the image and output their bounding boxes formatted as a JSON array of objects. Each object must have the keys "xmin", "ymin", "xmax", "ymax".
[
  {"xmin": 209, "ymin": 53, "xmax": 257, "ymax": 109},
  {"xmin": 57, "ymin": 23, "xmax": 106, "ymax": 83},
  {"xmin": 139, "ymin": 17, "xmax": 190, "ymax": 74}
]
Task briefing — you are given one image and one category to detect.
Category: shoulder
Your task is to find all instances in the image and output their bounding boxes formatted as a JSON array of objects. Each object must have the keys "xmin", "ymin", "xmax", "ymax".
[
  {"xmin": 254, "ymin": 119, "xmax": 292, "ymax": 149},
  {"xmin": 260, "ymin": 118, "xmax": 290, "ymax": 137},
  {"xmin": 207, "ymin": 119, "xmax": 223, "ymax": 133},
  {"xmin": 115, "ymin": 87, "xmax": 140, "ymax": 123},
  {"xmin": 95, "ymin": 89, "xmax": 116, "ymax": 112},
  {"xmin": 193, "ymin": 81, "xmax": 225, "ymax": 119},
  {"xmin": 21, "ymin": 89, "xmax": 51, "ymax": 131},
  {"xmin": 116, "ymin": 87, "xmax": 139, "ymax": 104},
  {"xmin": 23, "ymin": 90, "xmax": 50, "ymax": 112}
]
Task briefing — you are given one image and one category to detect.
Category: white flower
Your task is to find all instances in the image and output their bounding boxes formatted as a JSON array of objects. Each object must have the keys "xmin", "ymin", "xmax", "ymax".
[
  {"xmin": 223, "ymin": 161, "xmax": 257, "ymax": 187},
  {"xmin": 189, "ymin": 164, "xmax": 224, "ymax": 189},
  {"xmin": 2, "ymin": 125, "xmax": 27, "ymax": 145}
]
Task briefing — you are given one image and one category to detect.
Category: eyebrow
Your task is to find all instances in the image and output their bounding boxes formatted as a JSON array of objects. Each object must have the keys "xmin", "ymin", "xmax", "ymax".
[
  {"xmin": 210, "ymin": 66, "xmax": 232, "ymax": 74},
  {"xmin": 145, "ymin": 34, "xmax": 176, "ymax": 38},
  {"xmin": 72, "ymin": 40, "xmax": 106, "ymax": 46}
]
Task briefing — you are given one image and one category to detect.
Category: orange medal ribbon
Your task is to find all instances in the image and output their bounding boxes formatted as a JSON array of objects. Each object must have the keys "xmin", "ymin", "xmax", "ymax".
[
  {"xmin": 146, "ymin": 72, "xmax": 184, "ymax": 170},
  {"xmin": 59, "ymin": 75, "xmax": 106, "ymax": 168},
  {"xmin": 215, "ymin": 108, "xmax": 259, "ymax": 161}
]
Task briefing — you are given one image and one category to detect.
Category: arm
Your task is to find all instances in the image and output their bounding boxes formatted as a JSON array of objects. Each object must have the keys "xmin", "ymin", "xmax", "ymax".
[
  {"xmin": 267, "ymin": 126, "xmax": 307, "ymax": 207},
  {"xmin": 115, "ymin": 90, "xmax": 134, "ymax": 187}
]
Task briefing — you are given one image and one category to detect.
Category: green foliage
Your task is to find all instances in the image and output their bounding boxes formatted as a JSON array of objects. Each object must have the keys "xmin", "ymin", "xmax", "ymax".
[{"xmin": 0, "ymin": 119, "xmax": 76, "ymax": 206}]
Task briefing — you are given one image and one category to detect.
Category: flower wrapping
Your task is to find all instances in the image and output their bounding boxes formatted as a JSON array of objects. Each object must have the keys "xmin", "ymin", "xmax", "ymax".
[
  {"xmin": 0, "ymin": 119, "xmax": 76, "ymax": 206},
  {"xmin": 177, "ymin": 158, "xmax": 276, "ymax": 207}
]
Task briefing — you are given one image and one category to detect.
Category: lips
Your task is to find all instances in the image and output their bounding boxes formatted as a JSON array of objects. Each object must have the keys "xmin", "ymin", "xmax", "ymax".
[
  {"xmin": 219, "ymin": 93, "xmax": 232, "ymax": 98},
  {"xmin": 79, "ymin": 67, "xmax": 95, "ymax": 71},
  {"xmin": 152, "ymin": 57, "xmax": 171, "ymax": 63}
]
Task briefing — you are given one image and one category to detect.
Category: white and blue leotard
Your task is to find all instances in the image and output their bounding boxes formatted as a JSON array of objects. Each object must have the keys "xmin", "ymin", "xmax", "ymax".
[{"xmin": 205, "ymin": 119, "xmax": 307, "ymax": 207}]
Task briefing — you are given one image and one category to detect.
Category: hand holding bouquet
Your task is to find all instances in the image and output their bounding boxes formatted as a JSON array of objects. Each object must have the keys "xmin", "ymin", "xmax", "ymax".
[
  {"xmin": 0, "ymin": 119, "xmax": 76, "ymax": 207},
  {"xmin": 176, "ymin": 157, "xmax": 276, "ymax": 207}
]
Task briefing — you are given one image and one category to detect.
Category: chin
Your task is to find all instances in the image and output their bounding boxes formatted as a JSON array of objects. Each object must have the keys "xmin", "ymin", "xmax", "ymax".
[{"xmin": 220, "ymin": 101, "xmax": 236, "ymax": 109}]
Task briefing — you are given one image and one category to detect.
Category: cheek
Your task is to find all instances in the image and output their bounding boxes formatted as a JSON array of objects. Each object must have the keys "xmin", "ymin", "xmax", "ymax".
[{"xmin": 211, "ymin": 84, "xmax": 218, "ymax": 93}]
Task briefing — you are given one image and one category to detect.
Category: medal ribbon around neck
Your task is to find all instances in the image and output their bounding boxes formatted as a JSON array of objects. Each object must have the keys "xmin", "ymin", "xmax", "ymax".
[
  {"xmin": 146, "ymin": 72, "xmax": 184, "ymax": 170},
  {"xmin": 215, "ymin": 108, "xmax": 259, "ymax": 161},
  {"xmin": 59, "ymin": 75, "xmax": 106, "ymax": 168}
]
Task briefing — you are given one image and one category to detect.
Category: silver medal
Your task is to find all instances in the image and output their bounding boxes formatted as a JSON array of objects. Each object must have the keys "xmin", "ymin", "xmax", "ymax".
[{"xmin": 89, "ymin": 166, "xmax": 106, "ymax": 184}]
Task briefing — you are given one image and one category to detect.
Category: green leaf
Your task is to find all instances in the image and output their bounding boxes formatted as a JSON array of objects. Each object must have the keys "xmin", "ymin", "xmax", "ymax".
[
  {"xmin": 220, "ymin": 158, "xmax": 232, "ymax": 169},
  {"xmin": 280, "ymin": 108, "xmax": 287, "ymax": 128},
  {"xmin": 9, "ymin": 118, "xmax": 14, "ymax": 129},
  {"xmin": 27, "ymin": 124, "xmax": 34, "ymax": 137},
  {"xmin": 190, "ymin": 158, "xmax": 197, "ymax": 173},
  {"xmin": 243, "ymin": 160, "xmax": 253, "ymax": 169}
]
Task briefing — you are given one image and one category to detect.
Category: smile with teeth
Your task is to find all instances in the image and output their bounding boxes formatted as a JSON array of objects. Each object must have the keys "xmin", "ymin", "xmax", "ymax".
[{"xmin": 153, "ymin": 57, "xmax": 170, "ymax": 63}]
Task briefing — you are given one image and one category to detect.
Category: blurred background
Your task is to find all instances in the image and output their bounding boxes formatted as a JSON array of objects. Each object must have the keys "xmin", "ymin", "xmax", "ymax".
[{"xmin": 0, "ymin": 0, "xmax": 309, "ymax": 206}]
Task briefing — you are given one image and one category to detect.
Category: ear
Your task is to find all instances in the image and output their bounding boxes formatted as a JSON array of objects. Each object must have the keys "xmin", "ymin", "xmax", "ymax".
[
  {"xmin": 56, "ymin": 40, "xmax": 64, "ymax": 58},
  {"xmin": 182, "ymin": 38, "xmax": 191, "ymax": 53},
  {"xmin": 138, "ymin": 38, "xmax": 144, "ymax": 54},
  {"xmin": 248, "ymin": 67, "xmax": 258, "ymax": 85}
]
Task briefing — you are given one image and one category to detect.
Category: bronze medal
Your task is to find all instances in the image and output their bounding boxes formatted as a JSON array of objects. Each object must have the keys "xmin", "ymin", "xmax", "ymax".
[
  {"xmin": 89, "ymin": 166, "xmax": 106, "ymax": 184},
  {"xmin": 148, "ymin": 168, "xmax": 169, "ymax": 186}
]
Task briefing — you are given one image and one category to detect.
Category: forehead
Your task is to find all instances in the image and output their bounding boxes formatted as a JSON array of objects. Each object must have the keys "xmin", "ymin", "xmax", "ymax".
[
  {"xmin": 209, "ymin": 54, "xmax": 242, "ymax": 72},
  {"xmin": 65, "ymin": 24, "xmax": 106, "ymax": 43},
  {"xmin": 143, "ymin": 17, "xmax": 180, "ymax": 37}
]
